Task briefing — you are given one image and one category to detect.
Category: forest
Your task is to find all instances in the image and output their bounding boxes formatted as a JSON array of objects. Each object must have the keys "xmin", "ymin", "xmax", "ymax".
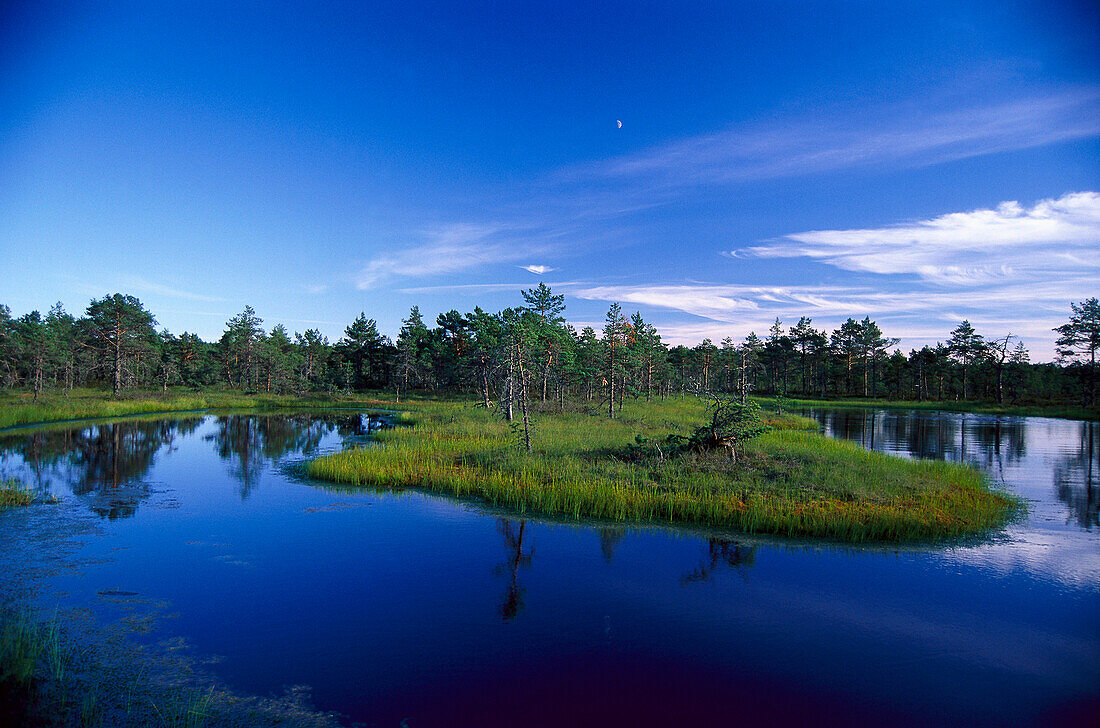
[{"xmin": 1, "ymin": 286, "xmax": 1097, "ymax": 410}]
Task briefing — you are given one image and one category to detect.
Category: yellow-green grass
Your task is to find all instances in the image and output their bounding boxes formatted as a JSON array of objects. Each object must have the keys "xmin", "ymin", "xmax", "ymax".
[
  {"xmin": 307, "ymin": 398, "xmax": 1020, "ymax": 542},
  {"xmin": 0, "ymin": 484, "xmax": 35, "ymax": 509},
  {"xmin": 0, "ymin": 388, "xmax": 397, "ymax": 430}
]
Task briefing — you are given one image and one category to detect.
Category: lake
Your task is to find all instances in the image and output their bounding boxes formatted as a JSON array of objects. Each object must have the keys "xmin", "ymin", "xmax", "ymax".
[{"xmin": 1, "ymin": 407, "xmax": 1097, "ymax": 727}]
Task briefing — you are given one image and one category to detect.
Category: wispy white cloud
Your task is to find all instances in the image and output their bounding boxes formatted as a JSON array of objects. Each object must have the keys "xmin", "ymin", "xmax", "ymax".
[
  {"xmin": 736, "ymin": 192, "xmax": 1100, "ymax": 285},
  {"xmin": 274, "ymin": 317, "xmax": 344, "ymax": 326},
  {"xmin": 573, "ymin": 90, "xmax": 1100, "ymax": 190},
  {"xmin": 303, "ymin": 283, "xmax": 329, "ymax": 295},
  {"xmin": 574, "ymin": 275, "xmax": 1097, "ymax": 357},
  {"xmin": 120, "ymin": 276, "xmax": 226, "ymax": 302},
  {"xmin": 397, "ymin": 280, "xmax": 587, "ymax": 295},
  {"xmin": 355, "ymin": 223, "xmax": 529, "ymax": 289},
  {"xmin": 576, "ymin": 279, "xmax": 1097, "ymax": 323},
  {"xmin": 352, "ymin": 92, "xmax": 1100, "ymax": 293}
]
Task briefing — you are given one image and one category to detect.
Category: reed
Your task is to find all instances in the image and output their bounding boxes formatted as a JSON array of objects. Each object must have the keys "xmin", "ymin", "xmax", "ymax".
[{"xmin": 0, "ymin": 479, "xmax": 36, "ymax": 509}]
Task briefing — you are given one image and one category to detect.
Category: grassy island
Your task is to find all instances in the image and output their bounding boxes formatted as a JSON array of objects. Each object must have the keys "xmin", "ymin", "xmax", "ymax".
[{"xmin": 308, "ymin": 397, "xmax": 1020, "ymax": 542}]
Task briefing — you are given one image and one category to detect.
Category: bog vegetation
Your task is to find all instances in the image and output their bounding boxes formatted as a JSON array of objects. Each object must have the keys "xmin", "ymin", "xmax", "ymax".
[{"xmin": 308, "ymin": 397, "xmax": 1019, "ymax": 542}]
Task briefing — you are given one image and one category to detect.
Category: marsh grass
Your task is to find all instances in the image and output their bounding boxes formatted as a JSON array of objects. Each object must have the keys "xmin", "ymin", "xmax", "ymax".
[
  {"xmin": 308, "ymin": 397, "xmax": 1020, "ymax": 542},
  {"xmin": 0, "ymin": 478, "xmax": 57, "ymax": 509},
  {"xmin": 0, "ymin": 387, "xmax": 397, "ymax": 430},
  {"xmin": 0, "ymin": 484, "xmax": 35, "ymax": 508}
]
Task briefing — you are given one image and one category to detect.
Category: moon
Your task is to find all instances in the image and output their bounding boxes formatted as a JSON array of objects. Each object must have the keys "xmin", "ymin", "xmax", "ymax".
[{"xmin": 617, "ymin": 120, "xmax": 622, "ymax": 129}]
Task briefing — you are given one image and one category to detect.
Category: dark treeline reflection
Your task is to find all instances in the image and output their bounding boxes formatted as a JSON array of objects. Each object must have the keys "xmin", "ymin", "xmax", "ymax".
[
  {"xmin": 597, "ymin": 527, "xmax": 626, "ymax": 562},
  {"xmin": 489, "ymin": 524, "xmax": 758, "ymax": 621},
  {"xmin": 72, "ymin": 420, "xmax": 196, "ymax": 519},
  {"xmin": 0, "ymin": 419, "xmax": 200, "ymax": 519},
  {"xmin": 806, "ymin": 408, "xmax": 1028, "ymax": 468},
  {"xmin": 495, "ymin": 519, "xmax": 533, "ymax": 622},
  {"xmin": 0, "ymin": 412, "xmax": 388, "ymax": 516},
  {"xmin": 681, "ymin": 539, "xmax": 757, "ymax": 584},
  {"xmin": 1054, "ymin": 422, "xmax": 1099, "ymax": 530},
  {"xmin": 806, "ymin": 407, "xmax": 1100, "ymax": 530}
]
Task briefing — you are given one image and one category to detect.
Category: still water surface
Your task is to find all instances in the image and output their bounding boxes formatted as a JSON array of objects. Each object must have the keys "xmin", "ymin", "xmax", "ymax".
[{"xmin": 0, "ymin": 408, "xmax": 1097, "ymax": 727}]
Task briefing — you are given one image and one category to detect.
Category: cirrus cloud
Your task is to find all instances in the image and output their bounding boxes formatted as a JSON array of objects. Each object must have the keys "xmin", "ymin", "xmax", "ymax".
[{"xmin": 735, "ymin": 191, "xmax": 1100, "ymax": 286}]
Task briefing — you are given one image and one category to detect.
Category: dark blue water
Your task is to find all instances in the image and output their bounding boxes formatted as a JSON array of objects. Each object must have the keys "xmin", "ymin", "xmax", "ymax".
[{"xmin": 0, "ymin": 409, "xmax": 1097, "ymax": 727}]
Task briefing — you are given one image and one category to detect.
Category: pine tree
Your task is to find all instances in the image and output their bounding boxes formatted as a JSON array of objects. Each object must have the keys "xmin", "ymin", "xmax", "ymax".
[
  {"xmin": 83, "ymin": 294, "xmax": 158, "ymax": 396},
  {"xmin": 1054, "ymin": 298, "xmax": 1100, "ymax": 406},
  {"xmin": 602, "ymin": 303, "xmax": 630, "ymax": 419},
  {"xmin": 947, "ymin": 320, "xmax": 986, "ymax": 400}
]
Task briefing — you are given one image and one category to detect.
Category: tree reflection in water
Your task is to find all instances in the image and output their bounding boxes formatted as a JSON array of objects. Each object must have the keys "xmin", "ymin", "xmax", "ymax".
[
  {"xmin": 0, "ymin": 419, "xmax": 200, "ymax": 519},
  {"xmin": 681, "ymin": 539, "xmax": 756, "ymax": 585},
  {"xmin": 72, "ymin": 420, "xmax": 182, "ymax": 519},
  {"xmin": 207, "ymin": 414, "xmax": 378, "ymax": 498},
  {"xmin": 970, "ymin": 419, "xmax": 1027, "ymax": 476},
  {"xmin": 0, "ymin": 412, "xmax": 387, "ymax": 516},
  {"xmin": 1053, "ymin": 421, "xmax": 1099, "ymax": 530},
  {"xmin": 597, "ymin": 527, "xmax": 626, "ymax": 563},
  {"xmin": 808, "ymin": 409, "xmax": 1030, "ymax": 476},
  {"xmin": 494, "ymin": 519, "xmax": 533, "ymax": 621}
]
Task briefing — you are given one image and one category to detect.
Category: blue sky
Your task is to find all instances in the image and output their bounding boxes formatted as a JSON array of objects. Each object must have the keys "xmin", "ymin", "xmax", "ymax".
[{"xmin": 1, "ymin": 0, "xmax": 1097, "ymax": 359}]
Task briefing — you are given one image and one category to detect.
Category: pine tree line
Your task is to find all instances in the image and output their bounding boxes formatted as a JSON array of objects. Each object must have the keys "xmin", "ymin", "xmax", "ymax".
[{"xmin": 1, "ymin": 289, "xmax": 1097, "ymax": 407}]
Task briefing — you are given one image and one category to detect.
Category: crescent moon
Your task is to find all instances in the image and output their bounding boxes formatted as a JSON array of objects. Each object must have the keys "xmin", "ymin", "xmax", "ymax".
[{"xmin": 617, "ymin": 120, "xmax": 622, "ymax": 128}]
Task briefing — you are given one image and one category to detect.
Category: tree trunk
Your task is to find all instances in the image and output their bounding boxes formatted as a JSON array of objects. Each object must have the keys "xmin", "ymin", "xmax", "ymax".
[
  {"xmin": 1091, "ymin": 348, "xmax": 1096, "ymax": 408},
  {"xmin": 542, "ymin": 351, "xmax": 552, "ymax": 402},
  {"xmin": 32, "ymin": 358, "xmax": 42, "ymax": 402},
  {"xmin": 112, "ymin": 343, "xmax": 122, "ymax": 397},
  {"xmin": 739, "ymin": 357, "xmax": 748, "ymax": 405},
  {"xmin": 481, "ymin": 367, "xmax": 491, "ymax": 408},
  {"xmin": 608, "ymin": 351, "xmax": 616, "ymax": 419},
  {"xmin": 505, "ymin": 349, "xmax": 514, "ymax": 422},
  {"xmin": 871, "ymin": 355, "xmax": 878, "ymax": 399},
  {"xmin": 518, "ymin": 358, "xmax": 532, "ymax": 453}
]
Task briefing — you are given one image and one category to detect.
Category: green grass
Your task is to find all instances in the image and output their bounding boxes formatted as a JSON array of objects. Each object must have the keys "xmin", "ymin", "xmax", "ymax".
[
  {"xmin": 0, "ymin": 479, "xmax": 45, "ymax": 509},
  {"xmin": 0, "ymin": 609, "xmax": 63, "ymax": 686},
  {"xmin": 0, "ymin": 486, "xmax": 35, "ymax": 509},
  {"xmin": 308, "ymin": 397, "xmax": 1020, "ymax": 542},
  {"xmin": 0, "ymin": 387, "xmax": 396, "ymax": 430},
  {"xmin": 754, "ymin": 394, "xmax": 1100, "ymax": 421}
]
